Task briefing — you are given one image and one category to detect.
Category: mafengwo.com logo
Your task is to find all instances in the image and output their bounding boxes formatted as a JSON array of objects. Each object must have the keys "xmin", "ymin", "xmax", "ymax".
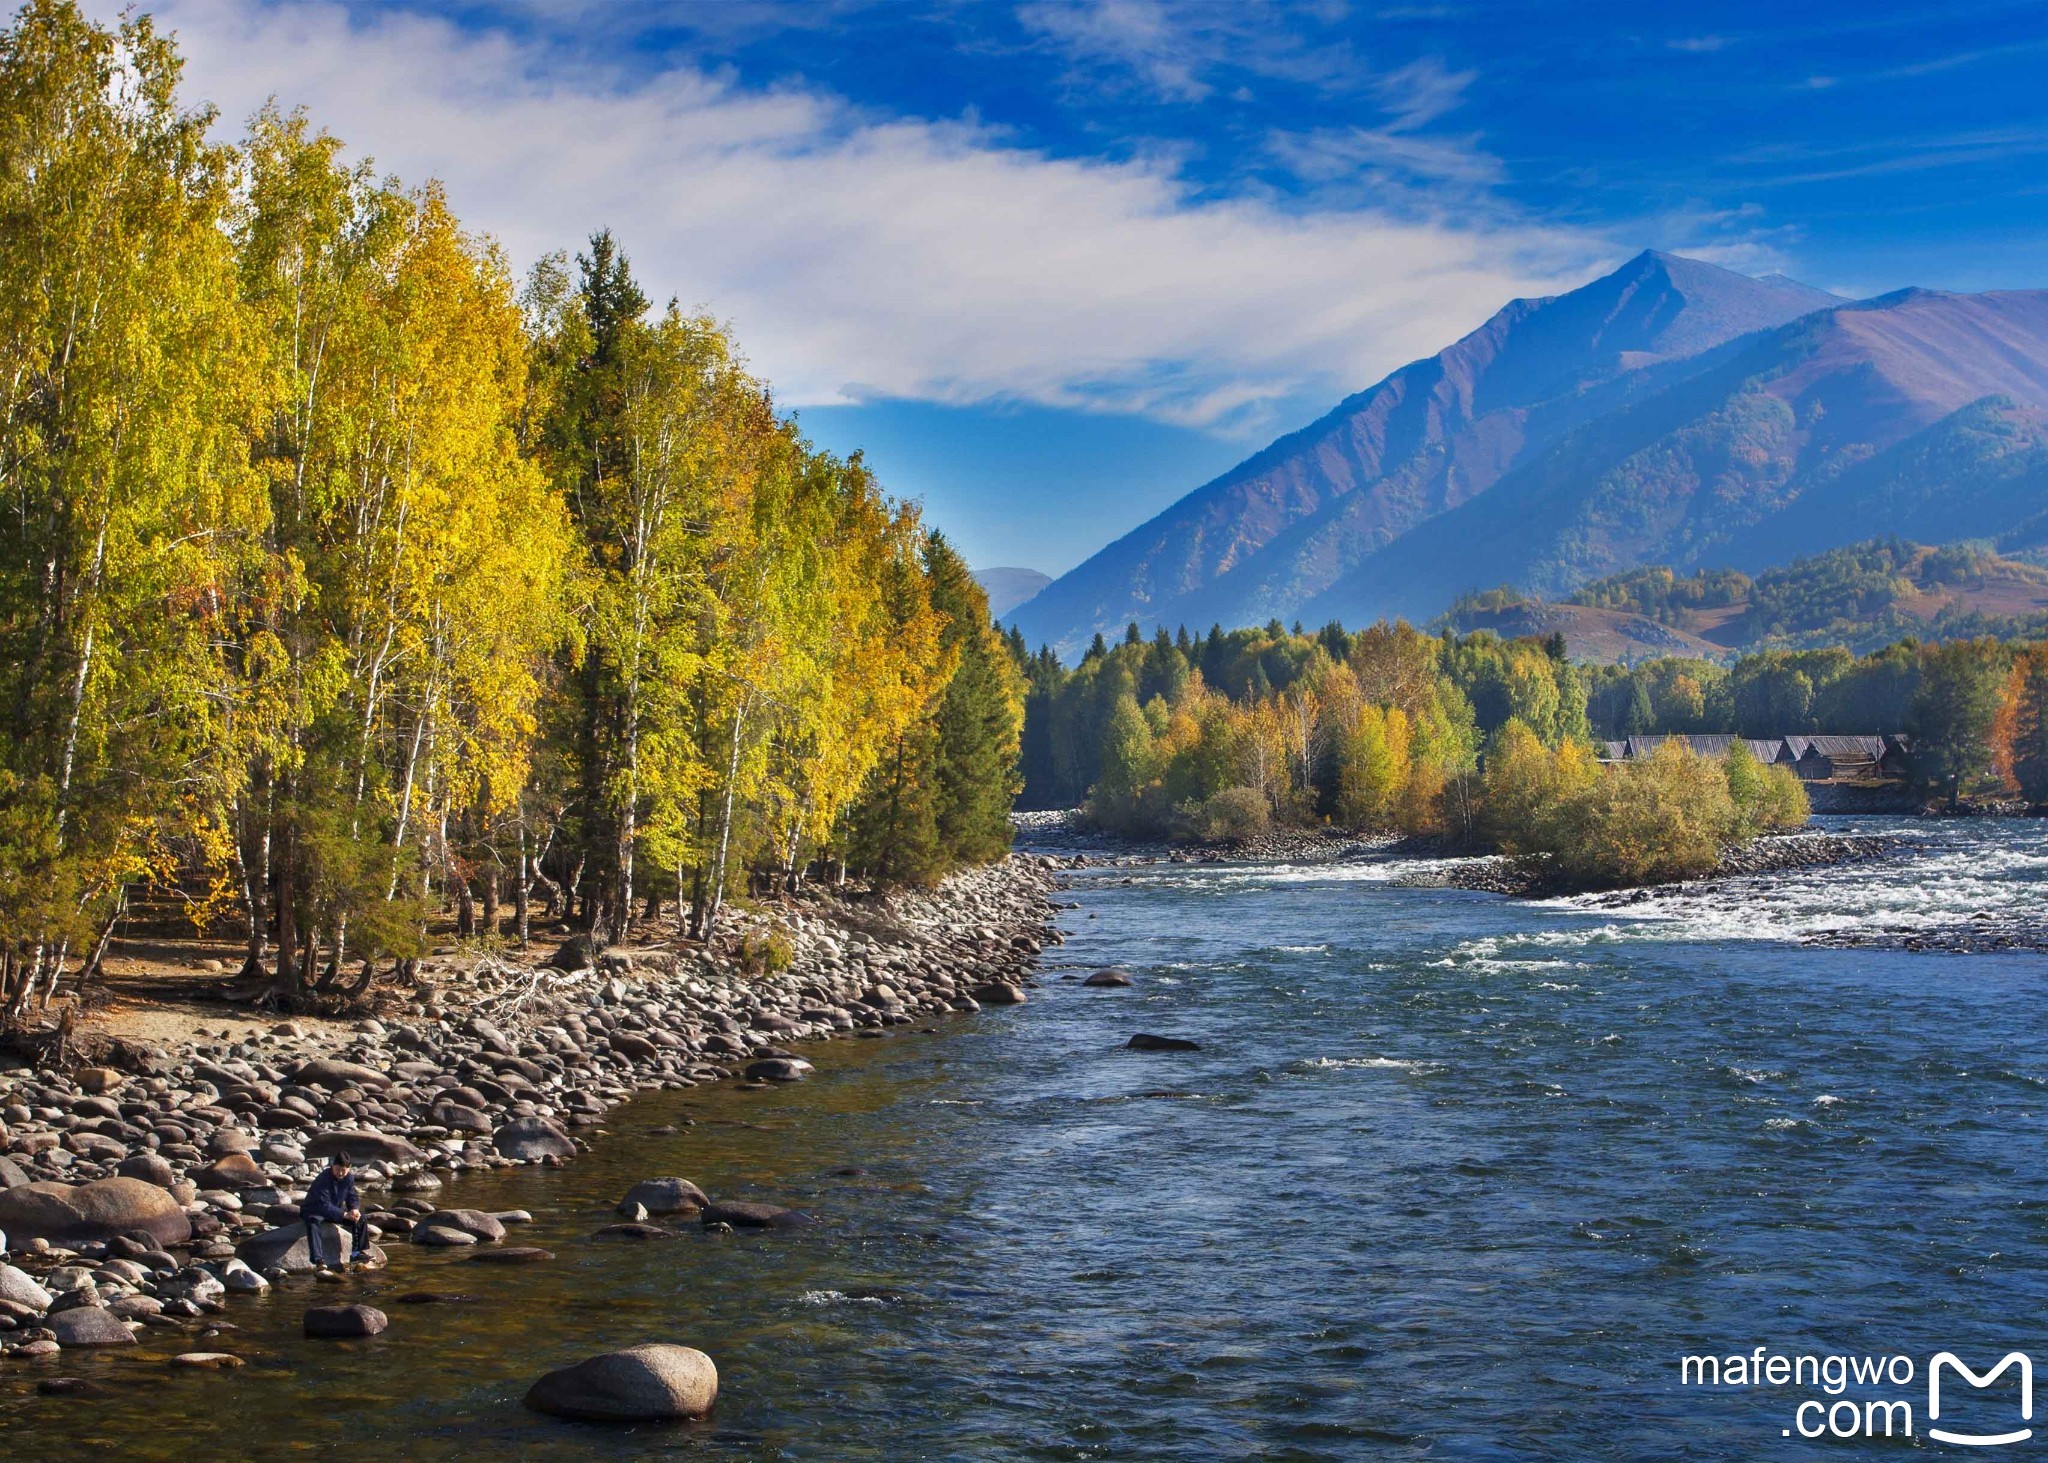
[{"xmin": 1681, "ymin": 1347, "xmax": 2035, "ymax": 1444}]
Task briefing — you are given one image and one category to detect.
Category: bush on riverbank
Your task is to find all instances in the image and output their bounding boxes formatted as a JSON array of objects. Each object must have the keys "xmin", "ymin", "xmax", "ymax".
[{"xmin": 1490, "ymin": 732, "xmax": 1810, "ymax": 886}]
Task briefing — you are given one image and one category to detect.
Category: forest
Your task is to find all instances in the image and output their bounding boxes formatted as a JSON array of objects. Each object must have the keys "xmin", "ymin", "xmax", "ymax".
[
  {"xmin": 1016, "ymin": 617, "xmax": 2048, "ymax": 878},
  {"xmin": 0, "ymin": 3, "xmax": 1021, "ymax": 1015}
]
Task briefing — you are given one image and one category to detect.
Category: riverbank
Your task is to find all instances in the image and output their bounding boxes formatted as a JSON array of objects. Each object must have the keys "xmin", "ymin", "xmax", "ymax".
[{"xmin": 0, "ymin": 855, "xmax": 1062, "ymax": 1373}]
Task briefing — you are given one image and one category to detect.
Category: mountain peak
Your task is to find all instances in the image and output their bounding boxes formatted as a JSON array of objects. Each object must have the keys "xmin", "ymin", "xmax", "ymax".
[{"xmin": 1010, "ymin": 252, "xmax": 1844, "ymax": 654}]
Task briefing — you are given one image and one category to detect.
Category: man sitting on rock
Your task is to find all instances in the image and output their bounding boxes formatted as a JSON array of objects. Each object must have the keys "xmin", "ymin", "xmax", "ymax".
[{"xmin": 302, "ymin": 1152, "xmax": 372, "ymax": 1274}]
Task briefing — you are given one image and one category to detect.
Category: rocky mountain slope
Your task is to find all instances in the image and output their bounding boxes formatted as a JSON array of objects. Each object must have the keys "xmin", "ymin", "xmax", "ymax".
[
  {"xmin": 1016, "ymin": 255, "xmax": 2048, "ymax": 657},
  {"xmin": 1011, "ymin": 252, "xmax": 1841, "ymax": 651}
]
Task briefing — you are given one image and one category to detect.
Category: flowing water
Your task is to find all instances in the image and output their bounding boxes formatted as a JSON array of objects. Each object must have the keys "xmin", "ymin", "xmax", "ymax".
[{"xmin": 5, "ymin": 816, "xmax": 2047, "ymax": 1459}]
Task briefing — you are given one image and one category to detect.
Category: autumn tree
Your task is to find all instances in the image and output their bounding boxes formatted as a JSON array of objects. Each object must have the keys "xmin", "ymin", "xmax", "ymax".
[
  {"xmin": 1993, "ymin": 643, "xmax": 2048, "ymax": 806},
  {"xmin": 0, "ymin": 2, "xmax": 266, "ymax": 1012}
]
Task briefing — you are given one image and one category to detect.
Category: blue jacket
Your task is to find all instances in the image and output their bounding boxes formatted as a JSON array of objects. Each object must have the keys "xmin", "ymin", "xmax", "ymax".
[{"xmin": 303, "ymin": 1168, "xmax": 359, "ymax": 1223}]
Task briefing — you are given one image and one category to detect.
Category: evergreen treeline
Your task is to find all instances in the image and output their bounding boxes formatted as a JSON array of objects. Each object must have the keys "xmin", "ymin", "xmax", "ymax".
[{"xmin": 0, "ymin": 3, "xmax": 1019, "ymax": 1014}]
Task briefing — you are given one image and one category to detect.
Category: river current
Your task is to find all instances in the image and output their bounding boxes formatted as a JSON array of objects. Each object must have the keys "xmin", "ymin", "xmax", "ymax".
[{"xmin": 5, "ymin": 816, "xmax": 2046, "ymax": 1459}]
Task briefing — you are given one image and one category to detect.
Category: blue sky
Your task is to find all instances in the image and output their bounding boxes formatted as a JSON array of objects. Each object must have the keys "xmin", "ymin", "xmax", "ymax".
[{"xmin": 121, "ymin": 0, "xmax": 2048, "ymax": 574}]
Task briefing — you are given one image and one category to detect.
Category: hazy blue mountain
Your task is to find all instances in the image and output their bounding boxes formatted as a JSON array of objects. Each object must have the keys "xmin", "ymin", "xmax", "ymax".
[
  {"xmin": 1011, "ymin": 251, "xmax": 1842, "ymax": 652},
  {"xmin": 973, "ymin": 566, "xmax": 1052, "ymax": 617}
]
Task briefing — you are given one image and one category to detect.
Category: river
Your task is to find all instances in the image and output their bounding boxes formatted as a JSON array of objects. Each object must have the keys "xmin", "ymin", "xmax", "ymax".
[{"xmin": 4, "ymin": 816, "xmax": 2046, "ymax": 1458}]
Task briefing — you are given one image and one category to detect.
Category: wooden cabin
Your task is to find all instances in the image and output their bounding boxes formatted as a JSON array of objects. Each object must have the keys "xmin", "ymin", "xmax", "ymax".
[{"xmin": 1789, "ymin": 735, "xmax": 1888, "ymax": 781}]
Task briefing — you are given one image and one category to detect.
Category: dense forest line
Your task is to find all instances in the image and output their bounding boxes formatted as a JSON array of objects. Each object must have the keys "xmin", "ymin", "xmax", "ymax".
[
  {"xmin": 0, "ymin": 3, "xmax": 1020, "ymax": 1014},
  {"xmin": 1014, "ymin": 617, "xmax": 2048, "ymax": 875}
]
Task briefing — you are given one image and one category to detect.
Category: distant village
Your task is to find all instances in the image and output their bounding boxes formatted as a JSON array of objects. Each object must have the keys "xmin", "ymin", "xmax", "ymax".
[{"xmin": 1596, "ymin": 734, "xmax": 1908, "ymax": 782}]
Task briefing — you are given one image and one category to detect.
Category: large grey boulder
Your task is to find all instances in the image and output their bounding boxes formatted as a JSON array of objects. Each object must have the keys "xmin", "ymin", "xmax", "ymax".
[
  {"xmin": 304, "ymin": 1303, "xmax": 387, "ymax": 1338},
  {"xmin": 290, "ymin": 1059, "xmax": 392, "ymax": 1091},
  {"xmin": 699, "ymin": 1200, "xmax": 810, "ymax": 1231},
  {"xmin": 416, "ymin": 1208, "xmax": 505, "ymax": 1243},
  {"xmin": 236, "ymin": 1222, "xmax": 380, "ymax": 1273},
  {"xmin": 618, "ymin": 1178, "xmax": 709, "ymax": 1217},
  {"xmin": 0, "ymin": 1177, "xmax": 191, "ymax": 1246},
  {"xmin": 427, "ymin": 1100, "xmax": 491, "ymax": 1133},
  {"xmin": 492, "ymin": 1116, "xmax": 576, "ymax": 1161},
  {"xmin": 304, "ymin": 1130, "xmax": 425, "ymax": 1166},
  {"xmin": 543, "ymin": 934, "xmax": 605, "ymax": 973},
  {"xmin": 48, "ymin": 1305, "xmax": 136, "ymax": 1347},
  {"xmin": 115, "ymin": 1152, "xmax": 179, "ymax": 1189},
  {"xmin": 0, "ymin": 1262, "xmax": 53, "ymax": 1310},
  {"xmin": 412, "ymin": 1224, "xmax": 477, "ymax": 1247},
  {"xmin": 524, "ymin": 1344, "xmax": 718, "ymax": 1421},
  {"xmin": 192, "ymin": 1152, "xmax": 269, "ymax": 1189}
]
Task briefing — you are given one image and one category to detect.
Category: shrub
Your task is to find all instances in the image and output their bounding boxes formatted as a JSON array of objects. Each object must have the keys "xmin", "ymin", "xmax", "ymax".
[
  {"xmin": 738, "ymin": 929, "xmax": 794, "ymax": 976},
  {"xmin": 1550, "ymin": 740, "xmax": 1732, "ymax": 885},
  {"xmin": 1481, "ymin": 720, "xmax": 1595, "ymax": 853},
  {"xmin": 1198, "ymin": 787, "xmax": 1271, "ymax": 843}
]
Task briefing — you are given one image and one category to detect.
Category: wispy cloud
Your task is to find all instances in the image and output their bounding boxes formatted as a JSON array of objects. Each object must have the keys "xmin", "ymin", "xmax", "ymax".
[
  {"xmin": 1724, "ymin": 127, "xmax": 2048, "ymax": 186},
  {"xmin": 116, "ymin": 0, "xmax": 1605, "ymax": 435},
  {"xmin": 1266, "ymin": 55, "xmax": 1500, "ymax": 202},
  {"xmin": 1016, "ymin": 0, "xmax": 1362, "ymax": 102},
  {"xmin": 1792, "ymin": 33, "xmax": 2048, "ymax": 87}
]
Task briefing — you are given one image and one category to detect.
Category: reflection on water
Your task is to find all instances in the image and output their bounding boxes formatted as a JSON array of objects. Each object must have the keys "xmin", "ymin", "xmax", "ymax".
[{"xmin": 5, "ymin": 817, "xmax": 2047, "ymax": 1459}]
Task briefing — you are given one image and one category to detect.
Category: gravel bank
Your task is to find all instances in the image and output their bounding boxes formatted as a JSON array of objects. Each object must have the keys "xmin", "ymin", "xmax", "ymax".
[{"xmin": 0, "ymin": 855, "xmax": 1061, "ymax": 1359}]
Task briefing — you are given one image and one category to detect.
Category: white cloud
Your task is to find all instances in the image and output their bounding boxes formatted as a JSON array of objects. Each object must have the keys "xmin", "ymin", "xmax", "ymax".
[{"xmin": 115, "ymin": 0, "xmax": 1607, "ymax": 433}]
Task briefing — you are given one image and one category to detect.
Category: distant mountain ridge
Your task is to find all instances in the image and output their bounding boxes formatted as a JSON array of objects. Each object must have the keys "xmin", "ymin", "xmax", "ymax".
[
  {"xmin": 1011, "ymin": 253, "xmax": 2048, "ymax": 657},
  {"xmin": 972, "ymin": 566, "xmax": 1052, "ymax": 617},
  {"xmin": 1010, "ymin": 251, "xmax": 1844, "ymax": 652}
]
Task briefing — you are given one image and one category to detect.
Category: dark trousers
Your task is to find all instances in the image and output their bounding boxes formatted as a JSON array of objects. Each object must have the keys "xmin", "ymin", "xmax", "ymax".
[{"xmin": 304, "ymin": 1214, "xmax": 370, "ymax": 1267}]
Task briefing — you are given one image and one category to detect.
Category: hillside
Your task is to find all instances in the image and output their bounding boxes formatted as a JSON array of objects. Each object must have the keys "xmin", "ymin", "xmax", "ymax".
[
  {"xmin": 1009, "ymin": 251, "xmax": 1840, "ymax": 652},
  {"xmin": 1444, "ymin": 539, "xmax": 2048, "ymax": 660}
]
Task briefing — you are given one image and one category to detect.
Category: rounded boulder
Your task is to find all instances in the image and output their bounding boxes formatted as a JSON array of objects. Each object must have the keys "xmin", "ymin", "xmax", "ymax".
[
  {"xmin": 304, "ymin": 1130, "xmax": 425, "ymax": 1166},
  {"xmin": 0, "ymin": 1176, "xmax": 192, "ymax": 1247},
  {"xmin": 619, "ymin": 1178, "xmax": 709, "ymax": 1217},
  {"xmin": 524, "ymin": 1343, "xmax": 717, "ymax": 1422},
  {"xmin": 304, "ymin": 1304, "xmax": 388, "ymax": 1338},
  {"xmin": 48, "ymin": 1305, "xmax": 136, "ymax": 1347},
  {"xmin": 0, "ymin": 1262, "xmax": 54, "ymax": 1310},
  {"xmin": 289, "ymin": 1060, "xmax": 393, "ymax": 1091},
  {"xmin": 418, "ymin": 1208, "xmax": 506, "ymax": 1243},
  {"xmin": 493, "ymin": 1116, "xmax": 577, "ymax": 1162},
  {"xmin": 699, "ymin": 1200, "xmax": 810, "ymax": 1231},
  {"xmin": 1125, "ymin": 1033, "xmax": 1202, "ymax": 1052}
]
